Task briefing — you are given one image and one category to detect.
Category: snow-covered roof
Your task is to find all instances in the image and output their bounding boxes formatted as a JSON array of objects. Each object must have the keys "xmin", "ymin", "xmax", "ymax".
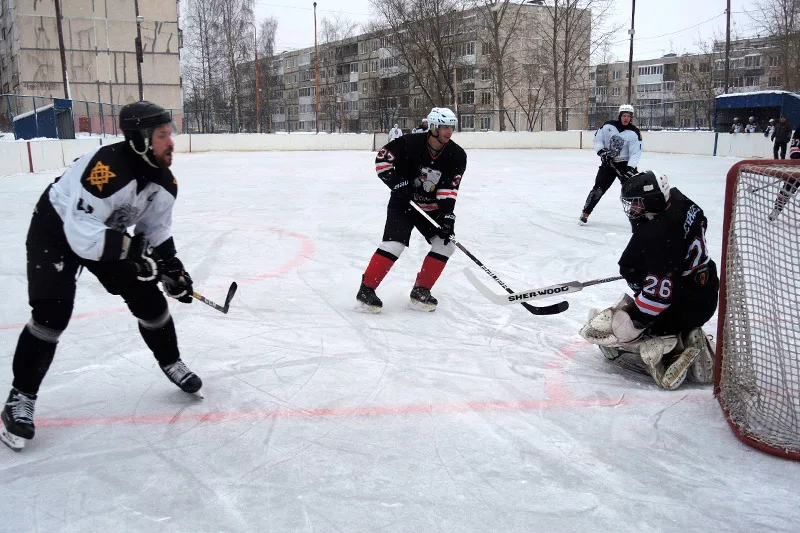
[
  {"xmin": 12, "ymin": 104, "xmax": 55, "ymax": 121},
  {"xmin": 716, "ymin": 90, "xmax": 800, "ymax": 100}
]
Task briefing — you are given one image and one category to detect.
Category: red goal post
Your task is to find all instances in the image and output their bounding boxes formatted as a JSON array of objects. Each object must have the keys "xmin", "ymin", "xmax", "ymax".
[{"xmin": 715, "ymin": 158, "xmax": 800, "ymax": 460}]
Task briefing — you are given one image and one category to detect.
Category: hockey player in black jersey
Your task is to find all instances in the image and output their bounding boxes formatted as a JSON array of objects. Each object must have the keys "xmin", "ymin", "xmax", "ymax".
[
  {"xmin": 768, "ymin": 127, "xmax": 800, "ymax": 221},
  {"xmin": 1, "ymin": 101, "xmax": 199, "ymax": 451},
  {"xmin": 357, "ymin": 107, "xmax": 467, "ymax": 312},
  {"xmin": 580, "ymin": 104, "xmax": 642, "ymax": 225},
  {"xmin": 579, "ymin": 170, "xmax": 719, "ymax": 390}
]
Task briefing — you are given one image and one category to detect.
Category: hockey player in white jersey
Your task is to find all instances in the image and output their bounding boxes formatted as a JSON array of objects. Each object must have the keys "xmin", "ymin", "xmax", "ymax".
[
  {"xmin": 1, "ymin": 101, "xmax": 200, "ymax": 451},
  {"xmin": 579, "ymin": 104, "xmax": 642, "ymax": 224},
  {"xmin": 388, "ymin": 123, "xmax": 403, "ymax": 142}
]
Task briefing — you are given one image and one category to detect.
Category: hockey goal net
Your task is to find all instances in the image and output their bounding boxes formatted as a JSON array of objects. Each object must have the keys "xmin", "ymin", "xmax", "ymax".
[{"xmin": 715, "ymin": 159, "xmax": 800, "ymax": 459}]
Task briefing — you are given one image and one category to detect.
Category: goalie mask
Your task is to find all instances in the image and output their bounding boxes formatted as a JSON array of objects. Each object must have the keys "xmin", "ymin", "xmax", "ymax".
[
  {"xmin": 119, "ymin": 101, "xmax": 174, "ymax": 168},
  {"xmin": 620, "ymin": 170, "xmax": 670, "ymax": 220}
]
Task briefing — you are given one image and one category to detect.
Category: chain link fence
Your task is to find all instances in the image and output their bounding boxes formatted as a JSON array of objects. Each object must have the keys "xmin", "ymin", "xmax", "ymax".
[
  {"xmin": 3, "ymin": 93, "xmax": 714, "ymax": 138},
  {"xmin": 1, "ymin": 94, "xmax": 184, "ymax": 139}
]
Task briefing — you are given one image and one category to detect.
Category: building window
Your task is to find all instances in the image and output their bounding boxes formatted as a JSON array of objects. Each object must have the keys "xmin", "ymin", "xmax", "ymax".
[
  {"xmin": 681, "ymin": 82, "xmax": 692, "ymax": 92},
  {"xmin": 460, "ymin": 83, "xmax": 475, "ymax": 104},
  {"xmin": 350, "ymin": 62, "xmax": 358, "ymax": 73},
  {"xmin": 481, "ymin": 42, "xmax": 490, "ymax": 55},
  {"xmin": 480, "ymin": 116, "xmax": 491, "ymax": 130},
  {"xmin": 637, "ymin": 64, "xmax": 664, "ymax": 76},
  {"xmin": 457, "ymin": 41, "xmax": 476, "ymax": 57},
  {"xmin": 613, "ymin": 70, "xmax": 622, "ymax": 79},
  {"xmin": 770, "ymin": 56, "xmax": 779, "ymax": 67},
  {"xmin": 480, "ymin": 92, "xmax": 491, "ymax": 105},
  {"xmin": 612, "ymin": 86, "xmax": 620, "ymax": 96},
  {"xmin": 745, "ymin": 76, "xmax": 760, "ymax": 87},
  {"xmin": 744, "ymin": 55, "xmax": 761, "ymax": 68},
  {"xmin": 461, "ymin": 115, "xmax": 475, "ymax": 129},
  {"xmin": 595, "ymin": 86, "xmax": 606, "ymax": 96},
  {"xmin": 699, "ymin": 62, "xmax": 710, "ymax": 73},
  {"xmin": 768, "ymin": 76, "xmax": 779, "ymax": 87},
  {"xmin": 481, "ymin": 68, "xmax": 492, "ymax": 81}
]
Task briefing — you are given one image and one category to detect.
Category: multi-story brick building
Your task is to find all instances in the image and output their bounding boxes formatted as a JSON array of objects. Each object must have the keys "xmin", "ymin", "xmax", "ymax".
[
  {"xmin": 590, "ymin": 36, "xmax": 785, "ymax": 129},
  {"xmin": 257, "ymin": 2, "xmax": 590, "ymax": 133},
  {"xmin": 0, "ymin": 1, "xmax": 182, "ymax": 116}
]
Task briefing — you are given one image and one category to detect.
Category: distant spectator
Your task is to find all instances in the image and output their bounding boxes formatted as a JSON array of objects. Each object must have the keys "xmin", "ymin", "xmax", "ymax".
[
  {"xmin": 729, "ymin": 117, "xmax": 742, "ymax": 134},
  {"xmin": 388, "ymin": 123, "xmax": 403, "ymax": 142},
  {"xmin": 745, "ymin": 116, "xmax": 758, "ymax": 133},
  {"xmin": 412, "ymin": 119, "xmax": 428, "ymax": 134},
  {"xmin": 764, "ymin": 118, "xmax": 776, "ymax": 138},
  {"xmin": 772, "ymin": 115, "xmax": 792, "ymax": 159}
]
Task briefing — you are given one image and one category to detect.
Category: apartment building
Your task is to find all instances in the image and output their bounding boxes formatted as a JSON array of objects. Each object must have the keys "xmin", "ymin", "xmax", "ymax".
[
  {"xmin": 590, "ymin": 36, "xmax": 784, "ymax": 129},
  {"xmin": 0, "ymin": 0, "xmax": 182, "ymax": 114},
  {"xmin": 259, "ymin": 2, "xmax": 590, "ymax": 133}
]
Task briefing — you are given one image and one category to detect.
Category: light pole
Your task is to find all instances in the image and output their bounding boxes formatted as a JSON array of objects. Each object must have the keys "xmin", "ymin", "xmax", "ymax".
[
  {"xmin": 250, "ymin": 21, "xmax": 261, "ymax": 133},
  {"xmin": 134, "ymin": 0, "xmax": 144, "ymax": 101},
  {"xmin": 626, "ymin": 0, "xmax": 636, "ymax": 103},
  {"xmin": 54, "ymin": 0, "xmax": 70, "ymax": 99},
  {"xmin": 313, "ymin": 2, "xmax": 320, "ymax": 134}
]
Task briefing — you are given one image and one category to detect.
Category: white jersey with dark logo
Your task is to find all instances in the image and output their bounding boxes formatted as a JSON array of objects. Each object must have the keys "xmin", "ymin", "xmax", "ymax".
[
  {"xmin": 46, "ymin": 142, "xmax": 178, "ymax": 261},
  {"xmin": 594, "ymin": 120, "xmax": 642, "ymax": 168}
]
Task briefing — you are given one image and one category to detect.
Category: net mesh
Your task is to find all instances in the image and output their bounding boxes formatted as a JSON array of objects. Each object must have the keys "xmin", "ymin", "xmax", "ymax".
[{"xmin": 717, "ymin": 162, "xmax": 800, "ymax": 458}]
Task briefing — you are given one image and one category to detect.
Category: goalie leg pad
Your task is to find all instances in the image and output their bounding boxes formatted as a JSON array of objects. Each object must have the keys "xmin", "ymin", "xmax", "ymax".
[
  {"xmin": 660, "ymin": 347, "xmax": 700, "ymax": 390},
  {"xmin": 684, "ymin": 328, "xmax": 715, "ymax": 384}
]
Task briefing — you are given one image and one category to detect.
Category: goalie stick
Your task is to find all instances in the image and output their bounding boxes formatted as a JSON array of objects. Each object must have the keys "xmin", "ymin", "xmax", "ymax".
[
  {"xmin": 409, "ymin": 201, "xmax": 568, "ymax": 316},
  {"xmin": 464, "ymin": 268, "xmax": 622, "ymax": 305},
  {"xmin": 192, "ymin": 282, "xmax": 238, "ymax": 314}
]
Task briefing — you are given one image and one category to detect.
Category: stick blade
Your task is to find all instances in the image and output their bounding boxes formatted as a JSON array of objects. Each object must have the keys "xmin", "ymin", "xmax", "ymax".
[{"xmin": 222, "ymin": 282, "xmax": 238, "ymax": 313}]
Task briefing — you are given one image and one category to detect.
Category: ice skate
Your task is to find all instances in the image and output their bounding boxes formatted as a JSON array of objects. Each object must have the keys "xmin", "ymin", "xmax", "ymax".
[
  {"xmin": 410, "ymin": 286, "xmax": 438, "ymax": 312},
  {"xmin": 160, "ymin": 359, "xmax": 203, "ymax": 396},
  {"xmin": 1, "ymin": 388, "xmax": 37, "ymax": 451},
  {"xmin": 579, "ymin": 212, "xmax": 589, "ymax": 225},
  {"xmin": 356, "ymin": 283, "xmax": 383, "ymax": 313}
]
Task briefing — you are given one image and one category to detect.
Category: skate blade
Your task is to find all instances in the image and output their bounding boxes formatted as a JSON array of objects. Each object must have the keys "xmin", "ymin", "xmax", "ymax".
[
  {"xmin": 356, "ymin": 302, "xmax": 382, "ymax": 314},
  {"xmin": 409, "ymin": 299, "xmax": 437, "ymax": 312},
  {"xmin": 191, "ymin": 390, "xmax": 205, "ymax": 399},
  {"xmin": 0, "ymin": 427, "xmax": 27, "ymax": 451}
]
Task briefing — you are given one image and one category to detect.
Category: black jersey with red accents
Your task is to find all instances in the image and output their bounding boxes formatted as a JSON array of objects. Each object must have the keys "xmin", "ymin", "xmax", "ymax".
[
  {"xmin": 618, "ymin": 187, "xmax": 717, "ymax": 326},
  {"xmin": 46, "ymin": 141, "xmax": 178, "ymax": 261},
  {"xmin": 374, "ymin": 132, "xmax": 467, "ymax": 216}
]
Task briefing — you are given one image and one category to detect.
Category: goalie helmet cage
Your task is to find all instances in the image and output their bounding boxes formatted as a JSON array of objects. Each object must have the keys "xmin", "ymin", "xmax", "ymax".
[{"xmin": 715, "ymin": 159, "xmax": 800, "ymax": 460}]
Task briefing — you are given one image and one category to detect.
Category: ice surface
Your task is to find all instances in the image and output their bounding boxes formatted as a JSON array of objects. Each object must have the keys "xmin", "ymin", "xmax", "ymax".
[{"xmin": 1, "ymin": 148, "xmax": 798, "ymax": 532}]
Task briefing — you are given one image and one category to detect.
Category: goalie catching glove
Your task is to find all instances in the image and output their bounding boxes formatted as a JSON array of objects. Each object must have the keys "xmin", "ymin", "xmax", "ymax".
[
  {"xmin": 161, "ymin": 257, "xmax": 194, "ymax": 304},
  {"xmin": 579, "ymin": 294, "xmax": 646, "ymax": 346}
]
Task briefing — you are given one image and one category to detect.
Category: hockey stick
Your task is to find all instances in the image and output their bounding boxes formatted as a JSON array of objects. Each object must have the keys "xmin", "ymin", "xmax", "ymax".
[
  {"xmin": 747, "ymin": 178, "xmax": 786, "ymax": 193},
  {"xmin": 464, "ymin": 268, "xmax": 622, "ymax": 305},
  {"xmin": 409, "ymin": 201, "xmax": 568, "ymax": 316},
  {"xmin": 192, "ymin": 282, "xmax": 238, "ymax": 314}
]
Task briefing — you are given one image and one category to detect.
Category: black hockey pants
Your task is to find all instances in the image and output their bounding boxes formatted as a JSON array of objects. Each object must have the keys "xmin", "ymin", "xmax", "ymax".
[
  {"xmin": 11, "ymin": 192, "xmax": 180, "ymax": 395},
  {"xmin": 582, "ymin": 162, "xmax": 634, "ymax": 215}
]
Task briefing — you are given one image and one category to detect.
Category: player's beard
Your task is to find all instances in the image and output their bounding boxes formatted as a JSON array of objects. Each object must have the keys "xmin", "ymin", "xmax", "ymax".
[{"xmin": 155, "ymin": 147, "xmax": 173, "ymax": 168}]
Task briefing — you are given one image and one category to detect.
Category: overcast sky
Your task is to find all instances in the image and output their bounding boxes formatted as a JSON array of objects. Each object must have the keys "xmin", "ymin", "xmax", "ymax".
[{"xmin": 254, "ymin": 0, "xmax": 761, "ymax": 63}]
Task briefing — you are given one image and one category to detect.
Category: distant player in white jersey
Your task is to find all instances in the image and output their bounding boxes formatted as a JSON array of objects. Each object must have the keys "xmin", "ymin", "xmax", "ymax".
[
  {"xmin": 388, "ymin": 123, "xmax": 403, "ymax": 142},
  {"xmin": 579, "ymin": 104, "xmax": 642, "ymax": 224},
  {"xmin": 1, "ymin": 101, "xmax": 200, "ymax": 451}
]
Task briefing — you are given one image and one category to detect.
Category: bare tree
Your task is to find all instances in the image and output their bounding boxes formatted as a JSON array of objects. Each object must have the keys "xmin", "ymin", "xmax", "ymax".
[
  {"xmin": 368, "ymin": 0, "xmax": 467, "ymax": 108},
  {"xmin": 750, "ymin": 0, "xmax": 800, "ymax": 91},
  {"xmin": 468, "ymin": 0, "xmax": 527, "ymax": 131},
  {"xmin": 218, "ymin": 0, "xmax": 254, "ymax": 130},
  {"xmin": 533, "ymin": 0, "xmax": 618, "ymax": 130},
  {"xmin": 258, "ymin": 16, "xmax": 278, "ymax": 131},
  {"xmin": 182, "ymin": 0, "xmax": 224, "ymax": 132}
]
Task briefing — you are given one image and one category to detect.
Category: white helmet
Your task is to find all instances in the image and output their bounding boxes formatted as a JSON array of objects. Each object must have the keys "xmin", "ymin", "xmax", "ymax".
[
  {"xmin": 427, "ymin": 107, "xmax": 458, "ymax": 130},
  {"xmin": 618, "ymin": 104, "xmax": 634, "ymax": 117},
  {"xmin": 769, "ymin": 118, "xmax": 776, "ymax": 123},
  {"xmin": 749, "ymin": 116, "xmax": 755, "ymax": 121},
  {"xmin": 393, "ymin": 124, "xmax": 399, "ymax": 128}
]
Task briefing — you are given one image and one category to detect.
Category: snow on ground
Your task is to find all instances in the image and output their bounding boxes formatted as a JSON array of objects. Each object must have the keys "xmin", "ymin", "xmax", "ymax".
[{"xmin": 0, "ymin": 148, "xmax": 798, "ymax": 532}]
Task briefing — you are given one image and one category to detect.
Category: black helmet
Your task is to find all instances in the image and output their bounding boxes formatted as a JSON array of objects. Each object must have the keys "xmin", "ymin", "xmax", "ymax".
[
  {"xmin": 119, "ymin": 101, "xmax": 172, "ymax": 167},
  {"xmin": 620, "ymin": 170, "xmax": 671, "ymax": 219}
]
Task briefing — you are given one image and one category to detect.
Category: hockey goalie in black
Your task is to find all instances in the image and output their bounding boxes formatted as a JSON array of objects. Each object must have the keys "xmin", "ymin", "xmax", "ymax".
[
  {"xmin": 1, "ymin": 101, "xmax": 199, "ymax": 451},
  {"xmin": 579, "ymin": 170, "xmax": 719, "ymax": 390},
  {"xmin": 357, "ymin": 107, "xmax": 467, "ymax": 312}
]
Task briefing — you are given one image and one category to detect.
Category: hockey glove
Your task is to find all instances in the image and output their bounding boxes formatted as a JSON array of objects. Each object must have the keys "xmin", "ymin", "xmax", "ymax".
[
  {"xmin": 597, "ymin": 149, "xmax": 615, "ymax": 167},
  {"xmin": 161, "ymin": 257, "xmax": 194, "ymax": 303},
  {"xmin": 391, "ymin": 178, "xmax": 412, "ymax": 199},
  {"xmin": 436, "ymin": 213, "xmax": 456, "ymax": 244},
  {"xmin": 125, "ymin": 234, "xmax": 160, "ymax": 282}
]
